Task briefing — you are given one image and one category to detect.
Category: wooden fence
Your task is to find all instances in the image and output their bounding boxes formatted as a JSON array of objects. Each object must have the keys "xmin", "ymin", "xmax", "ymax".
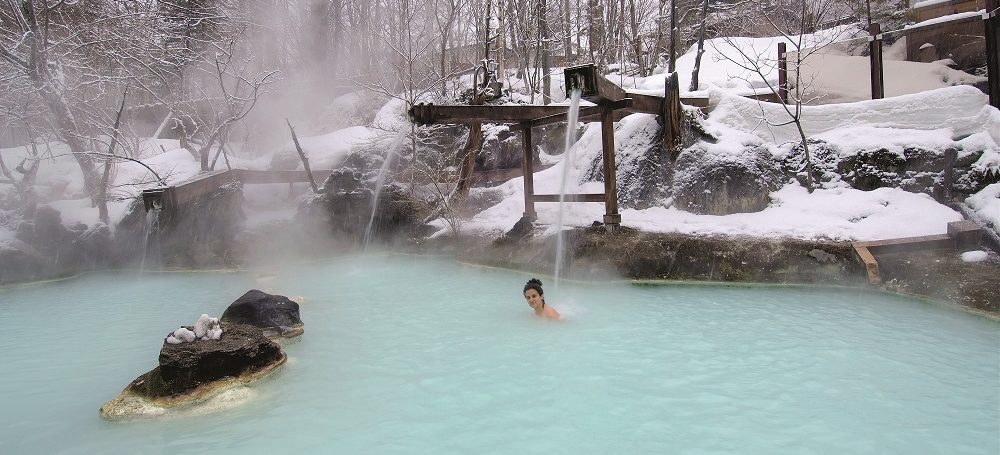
[{"xmin": 778, "ymin": 1, "xmax": 998, "ymax": 108}]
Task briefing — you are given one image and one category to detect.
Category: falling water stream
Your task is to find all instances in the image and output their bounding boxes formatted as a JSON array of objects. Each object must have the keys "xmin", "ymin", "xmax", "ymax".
[
  {"xmin": 139, "ymin": 208, "xmax": 160, "ymax": 272},
  {"xmin": 363, "ymin": 128, "xmax": 409, "ymax": 249},
  {"xmin": 553, "ymin": 88, "xmax": 583, "ymax": 286}
]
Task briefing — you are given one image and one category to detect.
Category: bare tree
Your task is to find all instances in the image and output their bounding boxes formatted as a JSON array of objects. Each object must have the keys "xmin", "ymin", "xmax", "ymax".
[{"xmin": 714, "ymin": 0, "xmax": 855, "ymax": 191}]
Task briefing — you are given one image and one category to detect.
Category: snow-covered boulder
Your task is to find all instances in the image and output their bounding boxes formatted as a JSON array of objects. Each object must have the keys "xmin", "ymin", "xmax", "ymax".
[{"xmin": 672, "ymin": 144, "xmax": 784, "ymax": 215}]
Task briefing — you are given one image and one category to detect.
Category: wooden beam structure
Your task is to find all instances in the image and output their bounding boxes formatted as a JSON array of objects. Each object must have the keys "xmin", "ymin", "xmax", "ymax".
[{"xmin": 407, "ymin": 64, "xmax": 707, "ymax": 232}]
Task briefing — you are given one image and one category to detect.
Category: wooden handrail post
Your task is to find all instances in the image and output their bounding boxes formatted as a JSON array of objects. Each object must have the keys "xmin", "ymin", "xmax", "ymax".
[
  {"xmin": 868, "ymin": 23, "xmax": 885, "ymax": 100},
  {"xmin": 521, "ymin": 123, "xmax": 536, "ymax": 219},
  {"xmin": 986, "ymin": 0, "xmax": 999, "ymax": 109},
  {"xmin": 777, "ymin": 42, "xmax": 788, "ymax": 104},
  {"xmin": 600, "ymin": 106, "xmax": 621, "ymax": 232}
]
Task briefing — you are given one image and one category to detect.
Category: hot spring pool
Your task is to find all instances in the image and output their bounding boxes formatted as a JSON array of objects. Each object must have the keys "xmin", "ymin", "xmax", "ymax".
[{"xmin": 0, "ymin": 255, "xmax": 997, "ymax": 454}]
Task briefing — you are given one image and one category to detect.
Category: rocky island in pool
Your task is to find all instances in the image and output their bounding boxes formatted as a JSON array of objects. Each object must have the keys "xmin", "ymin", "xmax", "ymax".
[{"xmin": 100, "ymin": 290, "xmax": 303, "ymax": 420}]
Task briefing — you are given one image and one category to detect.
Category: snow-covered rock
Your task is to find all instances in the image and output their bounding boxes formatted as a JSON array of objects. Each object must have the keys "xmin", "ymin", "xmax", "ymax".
[{"xmin": 673, "ymin": 144, "xmax": 784, "ymax": 215}]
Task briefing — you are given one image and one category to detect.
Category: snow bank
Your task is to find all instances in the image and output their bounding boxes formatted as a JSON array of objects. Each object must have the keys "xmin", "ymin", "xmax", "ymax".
[
  {"xmin": 965, "ymin": 183, "xmax": 1000, "ymax": 230},
  {"xmin": 707, "ymin": 85, "xmax": 1000, "ymax": 147}
]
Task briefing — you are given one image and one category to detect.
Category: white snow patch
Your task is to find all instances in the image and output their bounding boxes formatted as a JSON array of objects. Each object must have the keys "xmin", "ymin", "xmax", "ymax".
[
  {"xmin": 960, "ymin": 250, "xmax": 989, "ymax": 262},
  {"xmin": 966, "ymin": 183, "xmax": 1000, "ymax": 230}
]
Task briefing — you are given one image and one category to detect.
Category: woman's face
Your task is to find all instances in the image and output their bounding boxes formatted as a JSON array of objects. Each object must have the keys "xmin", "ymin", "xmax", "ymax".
[{"xmin": 524, "ymin": 289, "xmax": 543, "ymax": 310}]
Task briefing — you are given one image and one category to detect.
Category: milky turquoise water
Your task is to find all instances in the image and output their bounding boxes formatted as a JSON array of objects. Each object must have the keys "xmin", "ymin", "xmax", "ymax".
[{"xmin": 0, "ymin": 255, "xmax": 997, "ymax": 454}]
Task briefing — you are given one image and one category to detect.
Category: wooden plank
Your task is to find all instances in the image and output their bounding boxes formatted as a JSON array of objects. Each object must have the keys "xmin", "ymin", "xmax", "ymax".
[
  {"xmin": 513, "ymin": 104, "xmax": 607, "ymax": 130},
  {"xmin": 532, "ymin": 193, "xmax": 606, "ymax": 202},
  {"xmin": 853, "ymin": 245, "xmax": 882, "ymax": 284},
  {"xmin": 410, "ymin": 104, "xmax": 583, "ymax": 124},
  {"xmin": 595, "ymin": 75, "xmax": 628, "ymax": 102},
  {"xmin": 512, "ymin": 98, "xmax": 633, "ymax": 130},
  {"xmin": 855, "ymin": 234, "xmax": 955, "ymax": 254},
  {"xmin": 625, "ymin": 93, "xmax": 664, "ymax": 115},
  {"xmin": 171, "ymin": 170, "xmax": 237, "ymax": 207},
  {"xmin": 679, "ymin": 96, "xmax": 709, "ymax": 108},
  {"xmin": 947, "ymin": 219, "xmax": 982, "ymax": 249}
]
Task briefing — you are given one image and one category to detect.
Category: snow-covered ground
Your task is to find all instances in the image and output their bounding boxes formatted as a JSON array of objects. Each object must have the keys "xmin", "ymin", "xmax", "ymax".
[{"xmin": 1, "ymin": 27, "xmax": 998, "ymax": 248}]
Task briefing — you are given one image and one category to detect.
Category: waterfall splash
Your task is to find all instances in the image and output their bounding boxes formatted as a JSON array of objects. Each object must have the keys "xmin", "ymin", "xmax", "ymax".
[
  {"xmin": 140, "ymin": 208, "xmax": 161, "ymax": 273},
  {"xmin": 363, "ymin": 128, "xmax": 408, "ymax": 250},
  {"xmin": 553, "ymin": 88, "xmax": 583, "ymax": 287}
]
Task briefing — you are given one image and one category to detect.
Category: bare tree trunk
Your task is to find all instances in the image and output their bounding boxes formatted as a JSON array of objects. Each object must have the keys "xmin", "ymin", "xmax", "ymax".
[
  {"xmin": 540, "ymin": 0, "xmax": 551, "ymax": 104},
  {"xmin": 286, "ymin": 119, "xmax": 319, "ymax": 193},
  {"xmin": 689, "ymin": 0, "xmax": 710, "ymax": 91},
  {"xmin": 497, "ymin": 0, "xmax": 506, "ymax": 75},
  {"xmin": 563, "ymin": 0, "xmax": 572, "ymax": 58},
  {"xmin": 669, "ymin": 0, "xmax": 677, "ymax": 72},
  {"xmin": 655, "ymin": 0, "xmax": 666, "ymax": 66},
  {"xmin": 31, "ymin": 74, "xmax": 101, "ymax": 202},
  {"xmin": 97, "ymin": 87, "xmax": 129, "ymax": 225},
  {"xmin": 628, "ymin": 0, "xmax": 645, "ymax": 76}
]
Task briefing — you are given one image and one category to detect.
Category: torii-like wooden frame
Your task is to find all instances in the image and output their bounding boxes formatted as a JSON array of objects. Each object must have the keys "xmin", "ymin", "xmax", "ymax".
[{"xmin": 408, "ymin": 64, "xmax": 705, "ymax": 231}]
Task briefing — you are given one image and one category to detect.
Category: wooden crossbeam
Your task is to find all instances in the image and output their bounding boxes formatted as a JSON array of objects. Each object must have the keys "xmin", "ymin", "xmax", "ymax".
[
  {"xmin": 142, "ymin": 168, "xmax": 335, "ymax": 212},
  {"xmin": 531, "ymin": 193, "xmax": 606, "ymax": 203},
  {"xmin": 851, "ymin": 220, "xmax": 983, "ymax": 284},
  {"xmin": 511, "ymin": 99, "xmax": 632, "ymax": 131},
  {"xmin": 409, "ymin": 97, "xmax": 709, "ymax": 127}
]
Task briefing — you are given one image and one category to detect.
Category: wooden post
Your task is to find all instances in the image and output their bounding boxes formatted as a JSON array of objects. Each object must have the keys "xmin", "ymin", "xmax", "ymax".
[
  {"xmin": 868, "ymin": 23, "xmax": 885, "ymax": 100},
  {"xmin": 521, "ymin": 123, "xmax": 536, "ymax": 219},
  {"xmin": 942, "ymin": 147, "xmax": 956, "ymax": 202},
  {"xmin": 777, "ymin": 42, "xmax": 788, "ymax": 104},
  {"xmin": 664, "ymin": 72, "xmax": 683, "ymax": 162},
  {"xmin": 600, "ymin": 107, "xmax": 621, "ymax": 232},
  {"xmin": 454, "ymin": 123, "xmax": 482, "ymax": 198},
  {"xmin": 986, "ymin": 0, "xmax": 999, "ymax": 109}
]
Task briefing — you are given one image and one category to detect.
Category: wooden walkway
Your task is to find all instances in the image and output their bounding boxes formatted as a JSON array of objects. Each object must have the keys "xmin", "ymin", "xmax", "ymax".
[
  {"xmin": 141, "ymin": 169, "xmax": 332, "ymax": 212},
  {"xmin": 852, "ymin": 220, "xmax": 982, "ymax": 284}
]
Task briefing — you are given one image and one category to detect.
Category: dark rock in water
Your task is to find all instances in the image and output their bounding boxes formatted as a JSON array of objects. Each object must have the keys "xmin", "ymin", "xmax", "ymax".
[
  {"xmin": 673, "ymin": 144, "xmax": 783, "ymax": 215},
  {"xmin": 100, "ymin": 323, "xmax": 285, "ymax": 420},
  {"xmin": 222, "ymin": 290, "xmax": 304, "ymax": 338},
  {"xmin": 136, "ymin": 323, "xmax": 283, "ymax": 398}
]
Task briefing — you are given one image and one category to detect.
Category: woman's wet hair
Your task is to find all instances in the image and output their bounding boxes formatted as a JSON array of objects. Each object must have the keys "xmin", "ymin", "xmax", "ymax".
[{"xmin": 523, "ymin": 278, "xmax": 544, "ymax": 296}]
